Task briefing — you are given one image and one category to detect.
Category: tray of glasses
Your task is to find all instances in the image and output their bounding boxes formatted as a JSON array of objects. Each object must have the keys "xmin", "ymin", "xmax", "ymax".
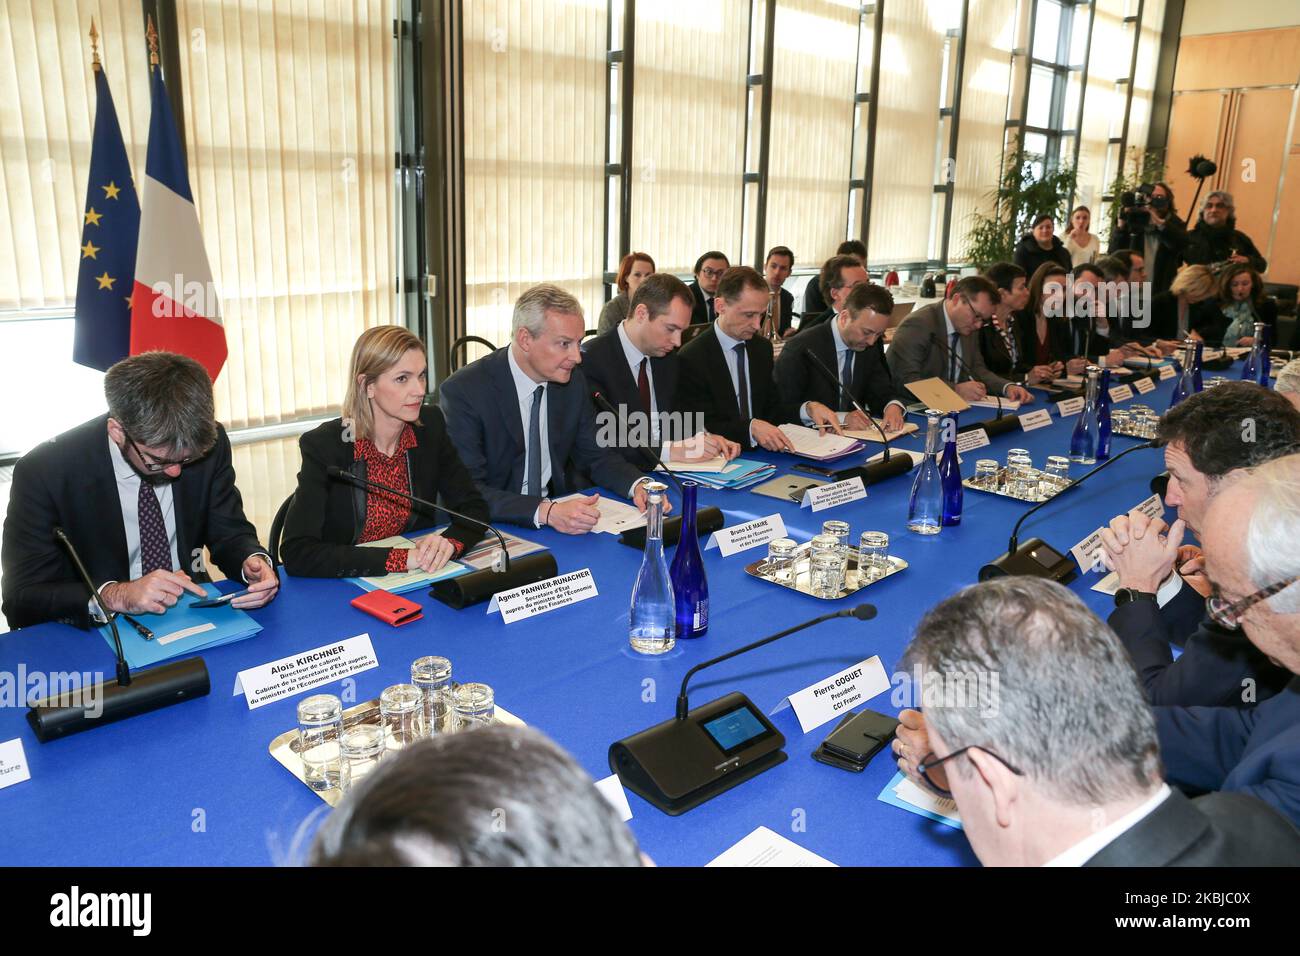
[
  {"xmin": 1109, "ymin": 413, "xmax": 1158, "ymax": 440},
  {"xmin": 744, "ymin": 542, "xmax": 907, "ymax": 600},
  {"xmin": 962, "ymin": 467, "xmax": 1073, "ymax": 503},
  {"xmin": 269, "ymin": 695, "xmax": 525, "ymax": 806}
]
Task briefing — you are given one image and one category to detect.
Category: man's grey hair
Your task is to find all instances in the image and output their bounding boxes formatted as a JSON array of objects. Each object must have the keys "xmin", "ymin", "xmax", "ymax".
[
  {"xmin": 1275, "ymin": 358, "xmax": 1300, "ymax": 396},
  {"xmin": 512, "ymin": 283, "xmax": 584, "ymax": 337},
  {"xmin": 902, "ymin": 577, "xmax": 1161, "ymax": 807},
  {"xmin": 103, "ymin": 351, "xmax": 217, "ymax": 458},
  {"xmin": 1243, "ymin": 453, "xmax": 1300, "ymax": 614},
  {"xmin": 1206, "ymin": 190, "xmax": 1234, "ymax": 209}
]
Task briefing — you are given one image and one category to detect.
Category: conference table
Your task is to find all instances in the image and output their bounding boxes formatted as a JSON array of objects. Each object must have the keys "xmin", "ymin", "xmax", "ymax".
[{"xmin": 0, "ymin": 373, "xmax": 1190, "ymax": 867}]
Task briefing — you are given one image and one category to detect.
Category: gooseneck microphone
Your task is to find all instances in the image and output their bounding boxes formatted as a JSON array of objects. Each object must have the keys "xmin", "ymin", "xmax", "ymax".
[
  {"xmin": 930, "ymin": 331, "xmax": 1004, "ymax": 418},
  {"xmin": 590, "ymin": 390, "xmax": 683, "ymax": 495},
  {"xmin": 675, "ymin": 604, "xmax": 877, "ymax": 719},
  {"xmin": 27, "ymin": 529, "xmax": 211, "ymax": 743},
  {"xmin": 326, "ymin": 465, "xmax": 558, "ymax": 608},
  {"xmin": 980, "ymin": 440, "xmax": 1157, "ymax": 583}
]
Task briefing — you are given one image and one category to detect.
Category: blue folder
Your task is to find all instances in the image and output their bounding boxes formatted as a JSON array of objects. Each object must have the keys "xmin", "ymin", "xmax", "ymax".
[{"xmin": 96, "ymin": 583, "xmax": 263, "ymax": 669}]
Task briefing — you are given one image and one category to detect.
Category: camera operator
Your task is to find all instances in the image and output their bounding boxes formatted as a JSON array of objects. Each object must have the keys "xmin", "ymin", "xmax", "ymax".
[
  {"xmin": 1108, "ymin": 181, "xmax": 1187, "ymax": 297},
  {"xmin": 1184, "ymin": 190, "xmax": 1268, "ymax": 275}
]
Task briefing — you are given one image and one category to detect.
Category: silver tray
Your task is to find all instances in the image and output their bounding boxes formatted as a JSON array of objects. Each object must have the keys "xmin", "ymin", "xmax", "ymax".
[
  {"xmin": 744, "ymin": 542, "xmax": 907, "ymax": 600},
  {"xmin": 270, "ymin": 695, "xmax": 525, "ymax": 806},
  {"xmin": 1110, "ymin": 421, "xmax": 1158, "ymax": 440},
  {"xmin": 962, "ymin": 466, "xmax": 1072, "ymax": 504}
]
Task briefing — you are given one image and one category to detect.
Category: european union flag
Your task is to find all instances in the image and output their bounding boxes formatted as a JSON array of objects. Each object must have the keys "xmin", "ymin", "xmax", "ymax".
[{"xmin": 73, "ymin": 56, "xmax": 140, "ymax": 372}]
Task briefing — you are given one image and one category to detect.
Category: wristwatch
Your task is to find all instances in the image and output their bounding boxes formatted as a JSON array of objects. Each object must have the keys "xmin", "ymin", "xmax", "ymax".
[{"xmin": 1114, "ymin": 587, "xmax": 1157, "ymax": 608}]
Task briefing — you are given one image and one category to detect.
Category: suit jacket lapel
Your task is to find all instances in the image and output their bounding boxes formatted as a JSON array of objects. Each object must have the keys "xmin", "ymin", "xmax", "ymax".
[
  {"xmin": 84, "ymin": 421, "xmax": 131, "ymax": 579},
  {"xmin": 489, "ymin": 350, "xmax": 529, "ymax": 493}
]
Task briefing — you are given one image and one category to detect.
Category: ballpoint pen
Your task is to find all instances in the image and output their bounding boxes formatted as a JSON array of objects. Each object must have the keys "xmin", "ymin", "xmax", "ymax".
[{"xmin": 120, "ymin": 614, "xmax": 155, "ymax": 641}]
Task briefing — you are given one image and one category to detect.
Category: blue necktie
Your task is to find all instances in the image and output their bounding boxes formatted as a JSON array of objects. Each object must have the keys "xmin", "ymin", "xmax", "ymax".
[
  {"xmin": 527, "ymin": 384, "xmax": 544, "ymax": 496},
  {"xmin": 138, "ymin": 481, "xmax": 171, "ymax": 574},
  {"xmin": 734, "ymin": 343, "xmax": 750, "ymax": 421},
  {"xmin": 949, "ymin": 331, "xmax": 960, "ymax": 382},
  {"xmin": 839, "ymin": 349, "xmax": 853, "ymax": 412}
]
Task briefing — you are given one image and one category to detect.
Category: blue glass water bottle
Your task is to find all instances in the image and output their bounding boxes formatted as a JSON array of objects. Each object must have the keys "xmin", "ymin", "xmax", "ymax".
[
  {"xmin": 938, "ymin": 412, "xmax": 962, "ymax": 526},
  {"xmin": 670, "ymin": 480, "xmax": 708, "ymax": 638},
  {"xmin": 1069, "ymin": 365, "xmax": 1102, "ymax": 464},
  {"xmin": 907, "ymin": 409, "xmax": 944, "ymax": 535},
  {"xmin": 1192, "ymin": 340, "xmax": 1205, "ymax": 392},
  {"xmin": 1097, "ymin": 364, "xmax": 1112, "ymax": 461},
  {"xmin": 1169, "ymin": 340, "xmax": 1197, "ymax": 409},
  {"xmin": 1253, "ymin": 322, "xmax": 1271, "ymax": 386}
]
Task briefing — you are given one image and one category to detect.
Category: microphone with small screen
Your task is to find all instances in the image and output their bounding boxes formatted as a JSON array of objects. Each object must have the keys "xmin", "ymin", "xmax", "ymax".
[
  {"xmin": 27, "ymin": 528, "xmax": 211, "ymax": 743},
  {"xmin": 590, "ymin": 391, "xmax": 726, "ymax": 550},
  {"xmin": 609, "ymin": 604, "xmax": 877, "ymax": 815},
  {"xmin": 800, "ymin": 349, "xmax": 915, "ymax": 487},
  {"xmin": 325, "ymin": 465, "xmax": 556, "ymax": 609},
  {"xmin": 979, "ymin": 440, "xmax": 1156, "ymax": 583}
]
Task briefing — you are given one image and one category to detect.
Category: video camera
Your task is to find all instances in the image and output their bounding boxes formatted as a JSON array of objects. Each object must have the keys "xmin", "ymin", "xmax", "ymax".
[{"xmin": 1118, "ymin": 183, "xmax": 1169, "ymax": 229}]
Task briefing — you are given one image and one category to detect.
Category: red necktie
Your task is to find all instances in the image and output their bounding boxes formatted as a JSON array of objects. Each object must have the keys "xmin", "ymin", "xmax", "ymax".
[{"xmin": 637, "ymin": 358, "xmax": 652, "ymax": 415}]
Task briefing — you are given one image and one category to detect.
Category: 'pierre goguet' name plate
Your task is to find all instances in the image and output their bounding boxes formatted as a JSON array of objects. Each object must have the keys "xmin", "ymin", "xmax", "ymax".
[
  {"xmin": 488, "ymin": 568, "xmax": 598, "ymax": 624},
  {"xmin": 234, "ymin": 634, "xmax": 379, "ymax": 710}
]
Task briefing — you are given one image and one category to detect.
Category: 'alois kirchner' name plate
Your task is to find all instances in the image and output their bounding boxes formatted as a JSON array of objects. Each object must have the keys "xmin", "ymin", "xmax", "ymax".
[
  {"xmin": 487, "ymin": 569, "xmax": 598, "ymax": 624},
  {"xmin": 800, "ymin": 476, "xmax": 867, "ymax": 512},
  {"xmin": 706, "ymin": 514, "xmax": 786, "ymax": 557},
  {"xmin": 234, "ymin": 634, "xmax": 379, "ymax": 709},
  {"xmin": 771, "ymin": 656, "xmax": 891, "ymax": 734}
]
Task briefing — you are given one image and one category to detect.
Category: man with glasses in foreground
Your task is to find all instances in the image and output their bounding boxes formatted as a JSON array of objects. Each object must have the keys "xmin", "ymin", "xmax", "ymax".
[
  {"xmin": 1154, "ymin": 453, "xmax": 1300, "ymax": 829},
  {"xmin": 891, "ymin": 577, "xmax": 1300, "ymax": 865},
  {"xmin": 2, "ymin": 351, "xmax": 276, "ymax": 629},
  {"xmin": 886, "ymin": 274, "xmax": 1035, "ymax": 406}
]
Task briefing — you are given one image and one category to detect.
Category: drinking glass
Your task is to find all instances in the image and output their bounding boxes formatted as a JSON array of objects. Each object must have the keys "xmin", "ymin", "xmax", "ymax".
[
  {"xmin": 338, "ymin": 723, "xmax": 385, "ymax": 793},
  {"xmin": 809, "ymin": 550, "xmax": 847, "ymax": 598},
  {"xmin": 974, "ymin": 459, "xmax": 999, "ymax": 488},
  {"xmin": 858, "ymin": 531, "xmax": 890, "ymax": 579},
  {"xmin": 1041, "ymin": 456, "xmax": 1070, "ymax": 496},
  {"xmin": 411, "ymin": 656, "xmax": 453, "ymax": 736},
  {"xmin": 380, "ymin": 683, "xmax": 423, "ymax": 752},
  {"xmin": 451, "ymin": 682, "xmax": 495, "ymax": 731},
  {"xmin": 766, "ymin": 537, "xmax": 798, "ymax": 584},
  {"xmin": 296, "ymin": 694, "xmax": 341, "ymax": 791}
]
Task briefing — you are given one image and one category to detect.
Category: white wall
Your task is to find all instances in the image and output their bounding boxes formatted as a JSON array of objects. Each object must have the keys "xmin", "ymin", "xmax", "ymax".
[{"xmin": 1180, "ymin": 0, "xmax": 1300, "ymax": 36}]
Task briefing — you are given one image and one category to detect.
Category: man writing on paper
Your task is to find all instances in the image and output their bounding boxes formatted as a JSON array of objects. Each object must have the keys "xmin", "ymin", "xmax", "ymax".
[
  {"xmin": 774, "ymin": 281, "xmax": 909, "ymax": 436},
  {"xmin": 439, "ymin": 284, "xmax": 661, "ymax": 536},
  {"xmin": 886, "ymin": 275, "xmax": 1035, "ymax": 406},
  {"xmin": 581, "ymin": 272, "xmax": 740, "ymax": 470},
  {"xmin": 891, "ymin": 577, "xmax": 1300, "ymax": 865},
  {"xmin": 2, "ymin": 352, "xmax": 277, "ymax": 629}
]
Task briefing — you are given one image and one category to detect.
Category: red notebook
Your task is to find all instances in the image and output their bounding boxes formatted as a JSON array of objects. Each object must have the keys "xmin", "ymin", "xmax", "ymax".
[{"xmin": 350, "ymin": 589, "xmax": 424, "ymax": 627}]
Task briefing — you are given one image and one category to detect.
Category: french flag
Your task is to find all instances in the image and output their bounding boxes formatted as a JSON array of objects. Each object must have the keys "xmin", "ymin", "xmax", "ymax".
[{"xmin": 129, "ymin": 60, "xmax": 226, "ymax": 381}]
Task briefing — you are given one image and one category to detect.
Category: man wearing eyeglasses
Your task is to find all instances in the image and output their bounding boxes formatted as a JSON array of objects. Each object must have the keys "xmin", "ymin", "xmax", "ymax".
[
  {"xmin": 1152, "ymin": 453, "xmax": 1300, "ymax": 829},
  {"xmin": 1184, "ymin": 190, "xmax": 1267, "ymax": 274},
  {"xmin": 891, "ymin": 577, "xmax": 1300, "ymax": 865},
  {"xmin": 687, "ymin": 251, "xmax": 730, "ymax": 326},
  {"xmin": 1098, "ymin": 383, "xmax": 1298, "ymax": 707},
  {"xmin": 2, "ymin": 351, "xmax": 277, "ymax": 630},
  {"xmin": 773, "ymin": 280, "xmax": 910, "ymax": 436},
  {"xmin": 886, "ymin": 275, "xmax": 1035, "ymax": 406}
]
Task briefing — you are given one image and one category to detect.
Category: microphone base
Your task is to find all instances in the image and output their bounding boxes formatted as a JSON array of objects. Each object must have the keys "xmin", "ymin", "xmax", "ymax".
[
  {"xmin": 979, "ymin": 537, "xmax": 1078, "ymax": 585},
  {"xmin": 429, "ymin": 552, "xmax": 559, "ymax": 609},
  {"xmin": 959, "ymin": 414, "xmax": 1021, "ymax": 437},
  {"xmin": 26, "ymin": 656, "xmax": 210, "ymax": 743},
  {"xmin": 619, "ymin": 506, "xmax": 724, "ymax": 550},
  {"xmin": 832, "ymin": 451, "xmax": 915, "ymax": 486},
  {"xmin": 609, "ymin": 691, "xmax": 786, "ymax": 816}
]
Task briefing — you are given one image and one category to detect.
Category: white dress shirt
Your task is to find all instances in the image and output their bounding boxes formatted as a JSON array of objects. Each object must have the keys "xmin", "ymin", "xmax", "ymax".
[
  {"xmin": 1043, "ymin": 785, "xmax": 1171, "ymax": 867},
  {"xmin": 799, "ymin": 316, "xmax": 905, "ymax": 424},
  {"xmin": 616, "ymin": 321, "xmax": 670, "ymax": 454},
  {"xmin": 712, "ymin": 322, "xmax": 762, "ymax": 446}
]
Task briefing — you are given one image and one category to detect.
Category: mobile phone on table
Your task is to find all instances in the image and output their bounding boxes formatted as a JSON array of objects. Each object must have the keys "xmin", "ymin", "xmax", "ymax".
[{"xmin": 189, "ymin": 588, "xmax": 250, "ymax": 609}]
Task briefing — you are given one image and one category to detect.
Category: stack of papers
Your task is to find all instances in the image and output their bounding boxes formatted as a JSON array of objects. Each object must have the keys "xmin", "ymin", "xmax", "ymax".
[
  {"xmin": 967, "ymin": 397, "xmax": 1021, "ymax": 412},
  {"xmin": 350, "ymin": 534, "xmax": 473, "ymax": 594},
  {"xmin": 777, "ymin": 423, "xmax": 865, "ymax": 461},
  {"xmin": 706, "ymin": 826, "xmax": 836, "ymax": 867},
  {"xmin": 1123, "ymin": 356, "xmax": 1172, "ymax": 371},
  {"xmin": 877, "ymin": 770, "xmax": 962, "ymax": 829},
  {"xmin": 673, "ymin": 457, "xmax": 777, "ymax": 490},
  {"xmin": 656, "ymin": 456, "xmax": 730, "ymax": 473},
  {"xmin": 98, "ymin": 583, "xmax": 263, "ymax": 669},
  {"xmin": 843, "ymin": 420, "xmax": 919, "ymax": 444}
]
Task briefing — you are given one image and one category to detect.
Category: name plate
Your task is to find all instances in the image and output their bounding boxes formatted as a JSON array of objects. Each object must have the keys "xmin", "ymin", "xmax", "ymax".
[
  {"xmin": 771, "ymin": 656, "xmax": 891, "ymax": 734},
  {"xmin": 1109, "ymin": 384, "xmax": 1134, "ymax": 402},
  {"xmin": 800, "ymin": 476, "xmax": 867, "ymax": 512},
  {"xmin": 1056, "ymin": 396, "xmax": 1085, "ymax": 417},
  {"xmin": 1133, "ymin": 375, "xmax": 1156, "ymax": 394},
  {"xmin": 1019, "ymin": 409, "xmax": 1053, "ymax": 432},
  {"xmin": 955, "ymin": 429, "xmax": 990, "ymax": 454},
  {"xmin": 1069, "ymin": 494, "xmax": 1165, "ymax": 573},
  {"xmin": 0, "ymin": 738, "xmax": 31, "ymax": 791},
  {"xmin": 707, "ymin": 514, "xmax": 787, "ymax": 557},
  {"xmin": 234, "ymin": 634, "xmax": 379, "ymax": 710},
  {"xmin": 595, "ymin": 774, "xmax": 634, "ymax": 822},
  {"xmin": 1158, "ymin": 364, "xmax": 1177, "ymax": 381},
  {"xmin": 488, "ymin": 568, "xmax": 598, "ymax": 624}
]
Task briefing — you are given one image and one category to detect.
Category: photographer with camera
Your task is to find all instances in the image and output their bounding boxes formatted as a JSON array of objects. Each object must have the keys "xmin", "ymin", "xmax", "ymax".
[
  {"xmin": 1108, "ymin": 181, "xmax": 1187, "ymax": 297},
  {"xmin": 1185, "ymin": 190, "xmax": 1268, "ymax": 275}
]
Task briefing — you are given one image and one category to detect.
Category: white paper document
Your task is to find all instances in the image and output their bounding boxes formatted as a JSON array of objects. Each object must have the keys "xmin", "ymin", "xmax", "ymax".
[
  {"xmin": 706, "ymin": 826, "xmax": 837, "ymax": 867},
  {"xmin": 967, "ymin": 397, "xmax": 1021, "ymax": 412},
  {"xmin": 777, "ymin": 423, "xmax": 863, "ymax": 460},
  {"xmin": 556, "ymin": 494, "xmax": 647, "ymax": 534},
  {"xmin": 893, "ymin": 776, "xmax": 962, "ymax": 827}
]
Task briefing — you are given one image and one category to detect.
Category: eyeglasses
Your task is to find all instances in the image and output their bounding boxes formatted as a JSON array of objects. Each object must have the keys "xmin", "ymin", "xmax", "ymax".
[
  {"xmin": 917, "ymin": 745, "xmax": 1024, "ymax": 798},
  {"xmin": 700, "ymin": 267, "xmax": 727, "ymax": 279},
  {"xmin": 1206, "ymin": 577, "xmax": 1298, "ymax": 630},
  {"xmin": 122, "ymin": 429, "xmax": 195, "ymax": 473},
  {"xmin": 961, "ymin": 296, "xmax": 992, "ymax": 326}
]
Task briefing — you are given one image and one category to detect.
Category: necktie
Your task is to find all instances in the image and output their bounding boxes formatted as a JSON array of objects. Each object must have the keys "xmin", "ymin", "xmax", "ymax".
[
  {"xmin": 637, "ymin": 357, "xmax": 652, "ymax": 415},
  {"xmin": 138, "ymin": 480, "xmax": 171, "ymax": 575},
  {"xmin": 949, "ymin": 331, "xmax": 960, "ymax": 382},
  {"xmin": 708, "ymin": 297, "xmax": 716, "ymax": 322},
  {"xmin": 733, "ymin": 342, "xmax": 750, "ymax": 421},
  {"xmin": 527, "ymin": 384, "xmax": 544, "ymax": 497},
  {"xmin": 839, "ymin": 349, "xmax": 854, "ymax": 412}
]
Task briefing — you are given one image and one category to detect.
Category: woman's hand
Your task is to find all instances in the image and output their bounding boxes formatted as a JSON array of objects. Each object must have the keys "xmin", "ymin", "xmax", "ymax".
[{"xmin": 406, "ymin": 534, "xmax": 455, "ymax": 573}]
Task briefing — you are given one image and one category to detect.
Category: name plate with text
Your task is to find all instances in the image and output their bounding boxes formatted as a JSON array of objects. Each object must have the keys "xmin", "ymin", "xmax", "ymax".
[
  {"xmin": 1133, "ymin": 375, "xmax": 1156, "ymax": 395},
  {"xmin": 771, "ymin": 656, "xmax": 891, "ymax": 734},
  {"xmin": 1109, "ymin": 384, "xmax": 1134, "ymax": 403},
  {"xmin": 955, "ymin": 429, "xmax": 990, "ymax": 454},
  {"xmin": 800, "ymin": 476, "xmax": 867, "ymax": 512},
  {"xmin": 488, "ymin": 569, "xmax": 598, "ymax": 624},
  {"xmin": 234, "ymin": 634, "xmax": 379, "ymax": 710},
  {"xmin": 1056, "ymin": 396, "xmax": 1085, "ymax": 417},
  {"xmin": 707, "ymin": 514, "xmax": 787, "ymax": 557},
  {"xmin": 1019, "ymin": 409, "xmax": 1053, "ymax": 432},
  {"xmin": 1158, "ymin": 364, "xmax": 1177, "ymax": 381}
]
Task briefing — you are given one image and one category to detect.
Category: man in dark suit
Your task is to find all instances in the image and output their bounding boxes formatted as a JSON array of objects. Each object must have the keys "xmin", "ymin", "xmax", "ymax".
[
  {"xmin": 439, "ymin": 283, "xmax": 657, "ymax": 535},
  {"xmin": 1154, "ymin": 454, "xmax": 1300, "ymax": 828},
  {"xmin": 886, "ymin": 275, "xmax": 1036, "ymax": 405},
  {"xmin": 676, "ymin": 267, "xmax": 795, "ymax": 452},
  {"xmin": 580, "ymin": 273, "xmax": 739, "ymax": 470},
  {"xmin": 801, "ymin": 239, "xmax": 865, "ymax": 322},
  {"xmin": 774, "ymin": 281, "xmax": 909, "ymax": 435},
  {"xmin": 2, "ymin": 352, "xmax": 276, "ymax": 630},
  {"xmin": 800, "ymin": 253, "xmax": 869, "ymax": 332},
  {"xmin": 762, "ymin": 246, "xmax": 795, "ymax": 337},
  {"xmin": 891, "ymin": 577, "xmax": 1300, "ymax": 866},
  {"xmin": 1099, "ymin": 384, "xmax": 1299, "ymax": 706},
  {"xmin": 687, "ymin": 251, "xmax": 729, "ymax": 326}
]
